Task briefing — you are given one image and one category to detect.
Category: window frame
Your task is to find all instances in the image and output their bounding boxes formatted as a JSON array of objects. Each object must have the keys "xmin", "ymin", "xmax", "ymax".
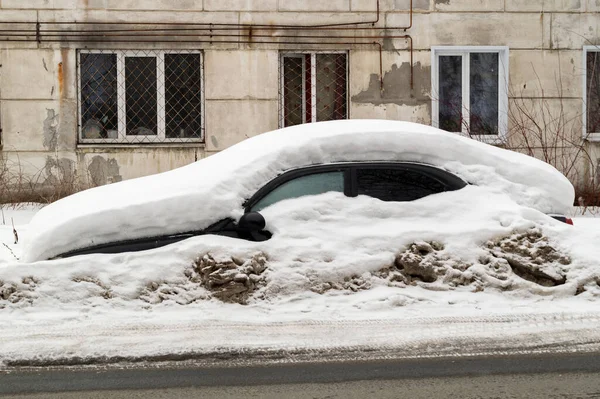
[
  {"xmin": 279, "ymin": 50, "xmax": 349, "ymax": 128},
  {"xmin": 244, "ymin": 162, "xmax": 466, "ymax": 213},
  {"xmin": 583, "ymin": 46, "xmax": 600, "ymax": 141},
  {"xmin": 431, "ymin": 46, "xmax": 509, "ymax": 144},
  {"xmin": 245, "ymin": 164, "xmax": 353, "ymax": 213},
  {"xmin": 77, "ymin": 49, "xmax": 205, "ymax": 145}
]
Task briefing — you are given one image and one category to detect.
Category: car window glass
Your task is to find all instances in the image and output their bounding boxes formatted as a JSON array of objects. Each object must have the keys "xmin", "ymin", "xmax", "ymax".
[
  {"xmin": 251, "ymin": 171, "xmax": 344, "ymax": 212},
  {"xmin": 356, "ymin": 168, "xmax": 446, "ymax": 202}
]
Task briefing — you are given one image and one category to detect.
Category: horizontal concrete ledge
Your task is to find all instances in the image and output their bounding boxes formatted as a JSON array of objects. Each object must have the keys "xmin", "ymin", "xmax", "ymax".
[{"xmin": 76, "ymin": 144, "xmax": 206, "ymax": 150}]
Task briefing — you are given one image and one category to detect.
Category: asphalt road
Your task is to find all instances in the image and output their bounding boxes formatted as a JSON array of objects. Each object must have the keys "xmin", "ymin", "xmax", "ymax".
[
  {"xmin": 2, "ymin": 372, "xmax": 600, "ymax": 399},
  {"xmin": 2, "ymin": 352, "xmax": 600, "ymax": 398}
]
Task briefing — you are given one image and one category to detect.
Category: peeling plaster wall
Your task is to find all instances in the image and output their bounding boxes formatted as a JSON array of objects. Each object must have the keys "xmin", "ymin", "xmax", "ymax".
[{"xmin": 0, "ymin": 0, "xmax": 597, "ymax": 194}]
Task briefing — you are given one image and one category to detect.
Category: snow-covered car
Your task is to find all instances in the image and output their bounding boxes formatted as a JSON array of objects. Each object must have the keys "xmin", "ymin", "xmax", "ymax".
[{"xmin": 22, "ymin": 120, "xmax": 575, "ymax": 262}]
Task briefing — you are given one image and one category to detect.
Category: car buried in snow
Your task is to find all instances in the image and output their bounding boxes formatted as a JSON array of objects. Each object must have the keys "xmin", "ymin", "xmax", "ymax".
[{"xmin": 21, "ymin": 120, "xmax": 575, "ymax": 262}]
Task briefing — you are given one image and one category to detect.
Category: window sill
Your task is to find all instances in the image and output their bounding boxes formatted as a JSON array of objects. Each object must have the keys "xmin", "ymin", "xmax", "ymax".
[
  {"xmin": 584, "ymin": 134, "xmax": 600, "ymax": 142},
  {"xmin": 77, "ymin": 143, "xmax": 206, "ymax": 150},
  {"xmin": 469, "ymin": 135, "xmax": 506, "ymax": 146},
  {"xmin": 450, "ymin": 132, "xmax": 506, "ymax": 146}
]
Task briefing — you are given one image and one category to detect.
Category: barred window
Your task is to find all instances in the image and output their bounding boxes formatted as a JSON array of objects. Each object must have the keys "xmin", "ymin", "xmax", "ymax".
[
  {"xmin": 585, "ymin": 48, "xmax": 600, "ymax": 138},
  {"xmin": 280, "ymin": 52, "xmax": 348, "ymax": 128},
  {"xmin": 78, "ymin": 50, "xmax": 204, "ymax": 144}
]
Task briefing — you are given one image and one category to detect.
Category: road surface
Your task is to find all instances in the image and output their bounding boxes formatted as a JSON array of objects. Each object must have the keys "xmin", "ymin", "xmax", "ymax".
[{"xmin": 2, "ymin": 352, "xmax": 600, "ymax": 398}]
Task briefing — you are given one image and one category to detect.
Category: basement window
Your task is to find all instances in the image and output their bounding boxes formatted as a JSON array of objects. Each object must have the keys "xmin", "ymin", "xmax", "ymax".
[
  {"xmin": 78, "ymin": 50, "xmax": 204, "ymax": 144},
  {"xmin": 431, "ymin": 47, "xmax": 509, "ymax": 143},
  {"xmin": 584, "ymin": 47, "xmax": 600, "ymax": 140},
  {"xmin": 280, "ymin": 52, "xmax": 348, "ymax": 128}
]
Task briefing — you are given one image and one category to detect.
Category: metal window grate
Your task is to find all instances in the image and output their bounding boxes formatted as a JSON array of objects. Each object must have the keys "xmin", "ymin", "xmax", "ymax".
[
  {"xmin": 587, "ymin": 51, "xmax": 600, "ymax": 135},
  {"xmin": 279, "ymin": 52, "xmax": 348, "ymax": 128},
  {"xmin": 78, "ymin": 49, "xmax": 204, "ymax": 144}
]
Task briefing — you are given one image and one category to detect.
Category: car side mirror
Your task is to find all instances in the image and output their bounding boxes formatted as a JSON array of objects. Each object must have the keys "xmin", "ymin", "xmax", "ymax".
[{"xmin": 238, "ymin": 212, "xmax": 266, "ymax": 232}]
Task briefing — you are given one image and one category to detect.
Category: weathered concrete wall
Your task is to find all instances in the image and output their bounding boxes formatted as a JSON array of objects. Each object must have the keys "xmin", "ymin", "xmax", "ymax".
[{"xmin": 0, "ymin": 0, "xmax": 597, "ymax": 197}]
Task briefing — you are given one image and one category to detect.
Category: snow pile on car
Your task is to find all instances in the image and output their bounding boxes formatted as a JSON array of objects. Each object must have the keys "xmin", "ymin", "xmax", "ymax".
[{"xmin": 22, "ymin": 119, "xmax": 574, "ymax": 262}]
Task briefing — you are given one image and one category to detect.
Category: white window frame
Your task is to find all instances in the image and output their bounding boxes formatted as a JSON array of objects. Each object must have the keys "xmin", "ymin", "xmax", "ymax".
[
  {"xmin": 279, "ymin": 51, "xmax": 349, "ymax": 128},
  {"xmin": 431, "ymin": 46, "xmax": 509, "ymax": 144},
  {"xmin": 77, "ymin": 49, "xmax": 204, "ymax": 145},
  {"xmin": 583, "ymin": 46, "xmax": 600, "ymax": 141}
]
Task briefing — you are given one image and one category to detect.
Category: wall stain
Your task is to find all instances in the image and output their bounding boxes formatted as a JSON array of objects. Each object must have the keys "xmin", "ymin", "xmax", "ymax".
[
  {"xmin": 435, "ymin": 0, "xmax": 450, "ymax": 4},
  {"xmin": 88, "ymin": 156, "xmax": 122, "ymax": 186},
  {"xmin": 43, "ymin": 109, "xmax": 59, "ymax": 151},
  {"xmin": 211, "ymin": 135, "xmax": 219, "ymax": 148},
  {"xmin": 57, "ymin": 61, "xmax": 64, "ymax": 98},
  {"xmin": 43, "ymin": 157, "xmax": 74, "ymax": 187},
  {"xmin": 352, "ymin": 62, "xmax": 431, "ymax": 107}
]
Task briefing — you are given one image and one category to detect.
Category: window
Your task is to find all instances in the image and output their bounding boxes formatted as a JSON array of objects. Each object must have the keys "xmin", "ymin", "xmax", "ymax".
[
  {"xmin": 584, "ymin": 47, "xmax": 600, "ymax": 139},
  {"xmin": 78, "ymin": 50, "xmax": 204, "ymax": 144},
  {"xmin": 356, "ymin": 168, "xmax": 446, "ymax": 202},
  {"xmin": 432, "ymin": 47, "xmax": 508, "ymax": 143},
  {"xmin": 280, "ymin": 52, "xmax": 348, "ymax": 127},
  {"xmin": 251, "ymin": 171, "xmax": 345, "ymax": 212}
]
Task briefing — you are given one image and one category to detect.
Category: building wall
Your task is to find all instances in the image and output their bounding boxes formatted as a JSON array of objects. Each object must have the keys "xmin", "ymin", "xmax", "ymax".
[{"xmin": 0, "ymin": 0, "xmax": 598, "ymax": 196}]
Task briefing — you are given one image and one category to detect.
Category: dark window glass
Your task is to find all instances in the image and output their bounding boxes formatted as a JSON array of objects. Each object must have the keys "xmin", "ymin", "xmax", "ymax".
[
  {"xmin": 80, "ymin": 53, "xmax": 118, "ymax": 139},
  {"xmin": 438, "ymin": 55, "xmax": 463, "ymax": 132},
  {"xmin": 165, "ymin": 53, "xmax": 202, "ymax": 139},
  {"xmin": 125, "ymin": 57, "xmax": 157, "ymax": 135},
  {"xmin": 283, "ymin": 56, "xmax": 305, "ymax": 127},
  {"xmin": 587, "ymin": 51, "xmax": 600, "ymax": 134},
  {"xmin": 252, "ymin": 171, "xmax": 344, "ymax": 212},
  {"xmin": 357, "ymin": 168, "xmax": 446, "ymax": 202},
  {"xmin": 470, "ymin": 52, "xmax": 499, "ymax": 135},
  {"xmin": 316, "ymin": 53, "xmax": 347, "ymax": 122}
]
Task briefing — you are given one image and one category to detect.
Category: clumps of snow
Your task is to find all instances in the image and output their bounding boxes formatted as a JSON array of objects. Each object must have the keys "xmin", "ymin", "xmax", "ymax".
[
  {"xmin": 394, "ymin": 241, "xmax": 473, "ymax": 286},
  {"xmin": 138, "ymin": 280, "xmax": 209, "ymax": 305},
  {"xmin": 72, "ymin": 276, "xmax": 113, "ymax": 299},
  {"xmin": 189, "ymin": 252, "xmax": 268, "ymax": 304},
  {"xmin": 383, "ymin": 229, "xmax": 573, "ymax": 294},
  {"xmin": 0, "ymin": 276, "xmax": 37, "ymax": 308},
  {"xmin": 484, "ymin": 229, "xmax": 570, "ymax": 287},
  {"xmin": 575, "ymin": 278, "xmax": 600, "ymax": 296},
  {"xmin": 310, "ymin": 274, "xmax": 373, "ymax": 294},
  {"xmin": 302, "ymin": 230, "xmax": 575, "ymax": 299},
  {"xmin": 307, "ymin": 242, "xmax": 473, "ymax": 295},
  {"xmin": 138, "ymin": 252, "xmax": 269, "ymax": 305}
]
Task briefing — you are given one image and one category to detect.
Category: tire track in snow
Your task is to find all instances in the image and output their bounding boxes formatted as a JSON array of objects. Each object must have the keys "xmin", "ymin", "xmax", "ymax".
[{"xmin": 3, "ymin": 311, "xmax": 600, "ymax": 368}]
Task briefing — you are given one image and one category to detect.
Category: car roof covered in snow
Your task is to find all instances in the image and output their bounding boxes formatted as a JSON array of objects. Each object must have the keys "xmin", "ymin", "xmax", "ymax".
[{"xmin": 22, "ymin": 120, "xmax": 574, "ymax": 262}]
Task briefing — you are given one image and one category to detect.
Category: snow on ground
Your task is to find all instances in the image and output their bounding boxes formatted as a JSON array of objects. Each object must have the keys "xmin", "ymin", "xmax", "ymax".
[
  {"xmin": 0, "ymin": 203, "xmax": 42, "ymax": 264},
  {"xmin": 1, "ymin": 190, "xmax": 600, "ymax": 367}
]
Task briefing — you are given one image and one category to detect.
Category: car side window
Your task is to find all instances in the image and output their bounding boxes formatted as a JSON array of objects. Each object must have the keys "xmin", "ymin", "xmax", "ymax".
[
  {"xmin": 356, "ymin": 168, "xmax": 446, "ymax": 202},
  {"xmin": 251, "ymin": 171, "xmax": 345, "ymax": 212}
]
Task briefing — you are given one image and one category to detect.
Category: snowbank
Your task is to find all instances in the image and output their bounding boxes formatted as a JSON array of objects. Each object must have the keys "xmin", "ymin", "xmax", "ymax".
[
  {"xmin": 3, "ymin": 187, "xmax": 594, "ymax": 313},
  {"xmin": 22, "ymin": 120, "xmax": 574, "ymax": 262},
  {"xmin": 2, "ymin": 192, "xmax": 600, "ymax": 366}
]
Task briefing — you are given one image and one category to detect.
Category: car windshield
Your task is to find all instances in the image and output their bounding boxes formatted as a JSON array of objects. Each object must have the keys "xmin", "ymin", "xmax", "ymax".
[{"xmin": 251, "ymin": 171, "xmax": 344, "ymax": 212}]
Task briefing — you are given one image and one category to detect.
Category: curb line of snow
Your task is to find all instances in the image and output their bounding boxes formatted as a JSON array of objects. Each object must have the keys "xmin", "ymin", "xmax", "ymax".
[{"xmin": 3, "ymin": 312, "xmax": 600, "ymax": 369}]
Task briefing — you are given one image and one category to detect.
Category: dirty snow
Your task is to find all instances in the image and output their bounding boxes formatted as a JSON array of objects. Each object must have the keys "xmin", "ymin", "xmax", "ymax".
[
  {"xmin": 22, "ymin": 119, "xmax": 574, "ymax": 262},
  {"xmin": 0, "ymin": 120, "xmax": 593, "ymax": 365},
  {"xmin": 1, "ymin": 186, "xmax": 600, "ymax": 366}
]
